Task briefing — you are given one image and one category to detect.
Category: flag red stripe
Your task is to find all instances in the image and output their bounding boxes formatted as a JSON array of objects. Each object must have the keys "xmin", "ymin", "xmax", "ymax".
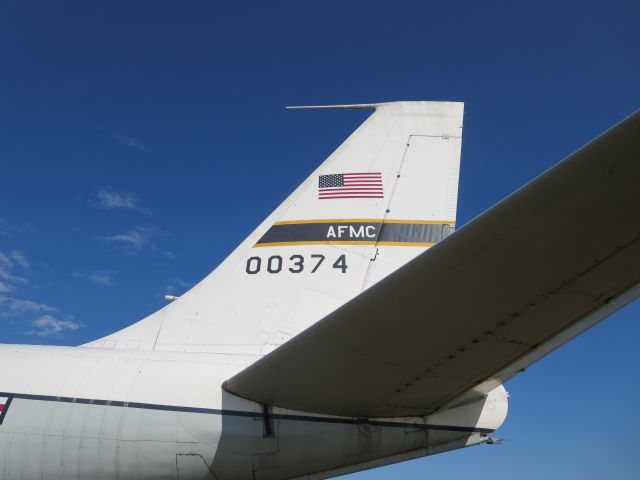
[
  {"xmin": 320, "ymin": 182, "xmax": 382, "ymax": 186},
  {"xmin": 342, "ymin": 172, "xmax": 382, "ymax": 176},
  {"xmin": 318, "ymin": 195, "xmax": 384, "ymax": 199},
  {"xmin": 320, "ymin": 191, "xmax": 383, "ymax": 194}
]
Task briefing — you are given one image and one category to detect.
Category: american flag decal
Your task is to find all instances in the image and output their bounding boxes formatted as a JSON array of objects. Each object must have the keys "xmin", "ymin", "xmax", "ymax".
[{"xmin": 318, "ymin": 172, "xmax": 383, "ymax": 199}]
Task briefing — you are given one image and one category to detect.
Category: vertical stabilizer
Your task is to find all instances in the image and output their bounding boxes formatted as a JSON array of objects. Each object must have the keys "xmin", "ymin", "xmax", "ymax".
[{"xmin": 85, "ymin": 101, "xmax": 464, "ymax": 361}]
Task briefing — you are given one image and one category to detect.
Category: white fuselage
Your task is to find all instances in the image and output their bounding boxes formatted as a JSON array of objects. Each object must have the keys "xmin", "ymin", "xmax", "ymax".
[{"xmin": 0, "ymin": 344, "xmax": 507, "ymax": 480}]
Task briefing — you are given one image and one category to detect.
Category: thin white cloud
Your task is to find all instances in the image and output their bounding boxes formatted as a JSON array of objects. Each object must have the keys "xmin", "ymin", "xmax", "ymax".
[
  {"xmin": 115, "ymin": 134, "xmax": 148, "ymax": 151},
  {"xmin": 71, "ymin": 270, "xmax": 114, "ymax": 287},
  {"xmin": 0, "ymin": 250, "xmax": 29, "ymax": 269},
  {"xmin": 0, "ymin": 252, "xmax": 11, "ymax": 268},
  {"xmin": 8, "ymin": 251, "xmax": 29, "ymax": 268},
  {"xmin": 0, "ymin": 249, "xmax": 29, "ymax": 291},
  {"xmin": 0, "ymin": 296, "xmax": 57, "ymax": 317},
  {"xmin": 0, "ymin": 295, "xmax": 82, "ymax": 338},
  {"xmin": 176, "ymin": 278, "xmax": 194, "ymax": 289},
  {"xmin": 96, "ymin": 189, "xmax": 137, "ymax": 209},
  {"xmin": 0, "ymin": 266, "xmax": 27, "ymax": 289},
  {"xmin": 24, "ymin": 314, "xmax": 82, "ymax": 337},
  {"xmin": 88, "ymin": 271, "xmax": 113, "ymax": 286},
  {"xmin": 0, "ymin": 249, "xmax": 81, "ymax": 338},
  {"xmin": 93, "ymin": 188, "xmax": 150, "ymax": 214},
  {"xmin": 73, "ymin": 269, "xmax": 114, "ymax": 286},
  {"xmin": 99, "ymin": 225, "xmax": 156, "ymax": 253}
]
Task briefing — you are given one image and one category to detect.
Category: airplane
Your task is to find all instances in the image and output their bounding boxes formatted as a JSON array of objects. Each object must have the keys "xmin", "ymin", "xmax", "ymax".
[{"xmin": 0, "ymin": 101, "xmax": 639, "ymax": 480}]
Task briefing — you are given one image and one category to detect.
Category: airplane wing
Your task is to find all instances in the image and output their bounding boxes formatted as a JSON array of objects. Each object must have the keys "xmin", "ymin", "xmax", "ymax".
[{"xmin": 224, "ymin": 110, "xmax": 640, "ymax": 418}]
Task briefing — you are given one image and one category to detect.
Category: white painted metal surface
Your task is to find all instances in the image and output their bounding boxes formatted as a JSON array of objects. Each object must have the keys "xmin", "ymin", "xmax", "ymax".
[{"xmin": 0, "ymin": 344, "xmax": 507, "ymax": 479}]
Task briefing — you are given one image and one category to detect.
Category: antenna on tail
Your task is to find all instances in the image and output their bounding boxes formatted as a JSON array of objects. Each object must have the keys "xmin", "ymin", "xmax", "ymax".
[{"xmin": 285, "ymin": 103, "xmax": 380, "ymax": 110}]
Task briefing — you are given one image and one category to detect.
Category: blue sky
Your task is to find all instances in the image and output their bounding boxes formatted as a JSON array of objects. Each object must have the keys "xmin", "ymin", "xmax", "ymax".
[{"xmin": 1, "ymin": 1, "xmax": 638, "ymax": 477}]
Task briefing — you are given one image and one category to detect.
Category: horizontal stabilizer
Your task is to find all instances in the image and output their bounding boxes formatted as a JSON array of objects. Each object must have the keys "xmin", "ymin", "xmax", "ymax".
[{"xmin": 225, "ymin": 110, "xmax": 640, "ymax": 418}]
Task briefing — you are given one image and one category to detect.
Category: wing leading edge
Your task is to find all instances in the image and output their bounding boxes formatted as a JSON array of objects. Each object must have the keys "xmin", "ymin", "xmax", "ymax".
[{"xmin": 225, "ymin": 110, "xmax": 640, "ymax": 418}]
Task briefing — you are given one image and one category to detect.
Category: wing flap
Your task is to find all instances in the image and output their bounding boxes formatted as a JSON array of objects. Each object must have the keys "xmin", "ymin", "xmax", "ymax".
[{"xmin": 225, "ymin": 110, "xmax": 640, "ymax": 418}]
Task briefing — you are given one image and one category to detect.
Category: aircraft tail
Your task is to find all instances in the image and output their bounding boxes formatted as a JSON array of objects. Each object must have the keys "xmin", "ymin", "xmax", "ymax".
[{"xmin": 85, "ymin": 101, "xmax": 464, "ymax": 357}]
